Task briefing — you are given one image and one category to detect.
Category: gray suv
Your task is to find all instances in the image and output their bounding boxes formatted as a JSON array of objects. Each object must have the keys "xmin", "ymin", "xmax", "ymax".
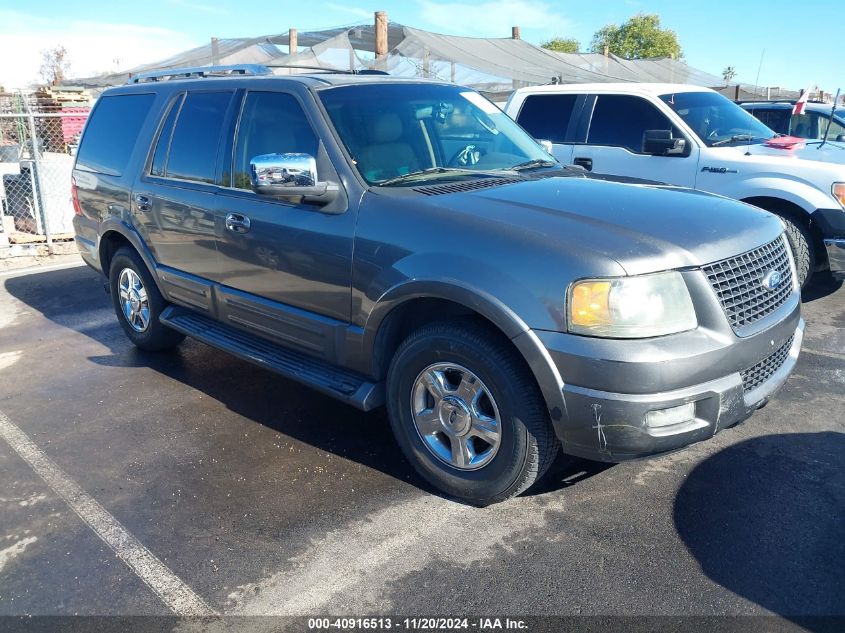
[{"xmin": 72, "ymin": 65, "xmax": 804, "ymax": 505}]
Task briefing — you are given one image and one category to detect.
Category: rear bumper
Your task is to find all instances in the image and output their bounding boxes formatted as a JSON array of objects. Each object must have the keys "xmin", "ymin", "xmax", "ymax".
[{"xmin": 525, "ymin": 301, "xmax": 803, "ymax": 462}]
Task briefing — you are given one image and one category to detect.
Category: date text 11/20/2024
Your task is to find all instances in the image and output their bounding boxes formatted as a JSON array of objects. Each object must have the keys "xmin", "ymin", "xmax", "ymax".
[{"xmin": 308, "ymin": 617, "xmax": 529, "ymax": 630}]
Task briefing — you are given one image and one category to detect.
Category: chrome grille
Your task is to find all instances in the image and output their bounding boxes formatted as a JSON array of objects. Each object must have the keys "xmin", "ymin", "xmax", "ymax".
[
  {"xmin": 740, "ymin": 335, "xmax": 794, "ymax": 393},
  {"xmin": 702, "ymin": 236, "xmax": 793, "ymax": 332}
]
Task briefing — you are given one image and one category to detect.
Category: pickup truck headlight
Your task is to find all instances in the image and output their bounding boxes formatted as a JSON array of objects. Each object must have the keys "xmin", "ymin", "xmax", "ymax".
[
  {"xmin": 833, "ymin": 183, "xmax": 845, "ymax": 209},
  {"xmin": 568, "ymin": 271, "xmax": 697, "ymax": 338}
]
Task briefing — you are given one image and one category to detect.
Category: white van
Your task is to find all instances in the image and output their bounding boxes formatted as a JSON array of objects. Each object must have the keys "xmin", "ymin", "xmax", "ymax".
[{"xmin": 505, "ymin": 83, "xmax": 845, "ymax": 287}]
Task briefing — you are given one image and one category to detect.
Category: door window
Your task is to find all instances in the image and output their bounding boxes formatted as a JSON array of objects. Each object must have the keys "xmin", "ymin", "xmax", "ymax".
[
  {"xmin": 588, "ymin": 95, "xmax": 680, "ymax": 153},
  {"xmin": 516, "ymin": 94, "xmax": 578, "ymax": 143},
  {"xmin": 790, "ymin": 112, "xmax": 821, "ymax": 139},
  {"xmin": 164, "ymin": 91, "xmax": 232, "ymax": 183},
  {"xmin": 750, "ymin": 108, "xmax": 790, "ymax": 135},
  {"xmin": 233, "ymin": 91, "xmax": 319, "ymax": 190},
  {"xmin": 150, "ymin": 94, "xmax": 184, "ymax": 177}
]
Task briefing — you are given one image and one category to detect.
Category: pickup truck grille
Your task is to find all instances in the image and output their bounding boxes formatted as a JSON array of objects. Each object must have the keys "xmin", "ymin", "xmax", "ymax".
[
  {"xmin": 702, "ymin": 236, "xmax": 793, "ymax": 333},
  {"xmin": 740, "ymin": 335, "xmax": 794, "ymax": 393}
]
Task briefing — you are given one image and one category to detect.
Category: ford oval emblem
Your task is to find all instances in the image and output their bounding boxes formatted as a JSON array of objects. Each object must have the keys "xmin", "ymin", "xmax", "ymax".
[{"xmin": 761, "ymin": 270, "xmax": 783, "ymax": 292}]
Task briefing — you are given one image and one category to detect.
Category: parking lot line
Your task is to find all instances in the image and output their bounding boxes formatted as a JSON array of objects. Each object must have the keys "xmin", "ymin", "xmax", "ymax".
[{"xmin": 0, "ymin": 409, "xmax": 217, "ymax": 617}]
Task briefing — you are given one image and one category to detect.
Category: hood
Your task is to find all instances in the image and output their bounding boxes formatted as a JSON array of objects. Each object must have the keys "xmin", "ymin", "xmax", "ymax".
[
  {"xmin": 449, "ymin": 174, "xmax": 785, "ymax": 276},
  {"xmin": 740, "ymin": 140, "xmax": 845, "ymax": 166}
]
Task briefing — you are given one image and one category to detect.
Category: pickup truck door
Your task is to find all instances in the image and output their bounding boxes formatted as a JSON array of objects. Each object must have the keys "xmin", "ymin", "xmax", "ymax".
[
  {"xmin": 511, "ymin": 93, "xmax": 582, "ymax": 165},
  {"xmin": 570, "ymin": 94, "xmax": 698, "ymax": 188},
  {"xmin": 213, "ymin": 89, "xmax": 355, "ymax": 357}
]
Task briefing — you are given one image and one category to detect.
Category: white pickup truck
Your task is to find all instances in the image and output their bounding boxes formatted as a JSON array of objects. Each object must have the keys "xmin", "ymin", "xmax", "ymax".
[{"xmin": 504, "ymin": 83, "xmax": 845, "ymax": 287}]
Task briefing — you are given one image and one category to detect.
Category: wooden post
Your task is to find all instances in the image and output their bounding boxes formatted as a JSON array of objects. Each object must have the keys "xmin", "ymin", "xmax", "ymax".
[
  {"xmin": 511, "ymin": 26, "xmax": 520, "ymax": 40},
  {"xmin": 603, "ymin": 45, "xmax": 609, "ymax": 57},
  {"xmin": 375, "ymin": 11, "xmax": 388, "ymax": 58},
  {"xmin": 211, "ymin": 37, "xmax": 220, "ymax": 65},
  {"xmin": 423, "ymin": 48, "xmax": 430, "ymax": 77},
  {"xmin": 735, "ymin": 84, "xmax": 741, "ymax": 101},
  {"xmin": 289, "ymin": 28, "xmax": 298, "ymax": 55}
]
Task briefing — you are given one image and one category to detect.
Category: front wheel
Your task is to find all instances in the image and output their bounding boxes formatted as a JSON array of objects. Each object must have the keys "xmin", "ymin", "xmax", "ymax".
[
  {"xmin": 386, "ymin": 321, "xmax": 559, "ymax": 505},
  {"xmin": 779, "ymin": 215, "xmax": 814, "ymax": 289}
]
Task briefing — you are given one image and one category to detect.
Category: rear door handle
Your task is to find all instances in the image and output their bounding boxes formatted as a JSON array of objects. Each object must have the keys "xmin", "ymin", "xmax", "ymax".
[
  {"xmin": 573, "ymin": 157, "xmax": 593, "ymax": 171},
  {"xmin": 134, "ymin": 194, "xmax": 152, "ymax": 211},
  {"xmin": 225, "ymin": 213, "xmax": 251, "ymax": 234}
]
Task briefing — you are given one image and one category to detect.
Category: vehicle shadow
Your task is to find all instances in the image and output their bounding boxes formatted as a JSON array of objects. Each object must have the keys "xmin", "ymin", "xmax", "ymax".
[
  {"xmin": 3, "ymin": 266, "xmax": 603, "ymax": 501},
  {"xmin": 802, "ymin": 271, "xmax": 842, "ymax": 303},
  {"xmin": 673, "ymin": 432, "xmax": 845, "ymax": 626}
]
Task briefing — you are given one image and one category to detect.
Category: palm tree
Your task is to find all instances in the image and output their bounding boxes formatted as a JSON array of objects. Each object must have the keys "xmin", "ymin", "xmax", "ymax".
[{"xmin": 722, "ymin": 66, "xmax": 737, "ymax": 84}]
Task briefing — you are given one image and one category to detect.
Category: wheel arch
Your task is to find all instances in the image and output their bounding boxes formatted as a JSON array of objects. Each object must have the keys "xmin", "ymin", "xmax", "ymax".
[
  {"xmin": 741, "ymin": 195, "xmax": 827, "ymax": 268},
  {"xmin": 98, "ymin": 220, "xmax": 165, "ymax": 291}
]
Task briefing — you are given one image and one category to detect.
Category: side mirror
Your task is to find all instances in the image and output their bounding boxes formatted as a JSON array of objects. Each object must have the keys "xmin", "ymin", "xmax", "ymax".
[
  {"xmin": 537, "ymin": 139, "xmax": 554, "ymax": 154},
  {"xmin": 250, "ymin": 153, "xmax": 338, "ymax": 204},
  {"xmin": 643, "ymin": 130, "xmax": 686, "ymax": 156},
  {"xmin": 836, "ymin": 134, "xmax": 845, "ymax": 143}
]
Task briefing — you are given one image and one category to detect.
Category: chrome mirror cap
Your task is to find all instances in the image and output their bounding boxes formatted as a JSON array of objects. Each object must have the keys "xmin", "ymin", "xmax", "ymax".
[
  {"xmin": 250, "ymin": 153, "xmax": 317, "ymax": 191},
  {"xmin": 248, "ymin": 153, "xmax": 339, "ymax": 205}
]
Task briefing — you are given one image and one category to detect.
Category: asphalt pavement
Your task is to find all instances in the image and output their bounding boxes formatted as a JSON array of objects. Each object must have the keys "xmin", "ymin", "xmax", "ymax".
[{"xmin": 0, "ymin": 260, "xmax": 842, "ymax": 630}]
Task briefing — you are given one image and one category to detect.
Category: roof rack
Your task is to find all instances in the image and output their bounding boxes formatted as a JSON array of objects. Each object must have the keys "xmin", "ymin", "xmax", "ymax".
[
  {"xmin": 128, "ymin": 64, "xmax": 272, "ymax": 83},
  {"xmin": 127, "ymin": 63, "xmax": 389, "ymax": 84}
]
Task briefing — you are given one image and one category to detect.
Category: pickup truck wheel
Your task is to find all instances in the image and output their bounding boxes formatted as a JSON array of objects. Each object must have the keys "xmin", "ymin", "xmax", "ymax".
[
  {"xmin": 779, "ymin": 216, "xmax": 813, "ymax": 288},
  {"xmin": 386, "ymin": 321, "xmax": 559, "ymax": 505},
  {"xmin": 109, "ymin": 247, "xmax": 185, "ymax": 351}
]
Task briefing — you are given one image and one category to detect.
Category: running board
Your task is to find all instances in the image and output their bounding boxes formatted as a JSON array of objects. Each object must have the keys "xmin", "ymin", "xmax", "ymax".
[{"xmin": 160, "ymin": 306, "xmax": 384, "ymax": 411}]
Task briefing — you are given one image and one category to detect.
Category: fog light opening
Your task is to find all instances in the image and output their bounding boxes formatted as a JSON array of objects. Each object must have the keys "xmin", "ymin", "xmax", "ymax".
[{"xmin": 646, "ymin": 402, "xmax": 696, "ymax": 428}]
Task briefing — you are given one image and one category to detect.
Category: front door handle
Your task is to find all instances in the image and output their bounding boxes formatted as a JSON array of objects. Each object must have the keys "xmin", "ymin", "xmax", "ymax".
[
  {"xmin": 573, "ymin": 157, "xmax": 593, "ymax": 171},
  {"xmin": 225, "ymin": 213, "xmax": 251, "ymax": 234},
  {"xmin": 134, "ymin": 194, "xmax": 152, "ymax": 212}
]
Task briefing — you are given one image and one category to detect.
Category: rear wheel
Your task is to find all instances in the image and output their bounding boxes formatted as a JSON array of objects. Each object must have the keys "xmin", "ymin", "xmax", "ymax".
[
  {"xmin": 386, "ymin": 320, "xmax": 559, "ymax": 505},
  {"xmin": 108, "ymin": 247, "xmax": 184, "ymax": 351}
]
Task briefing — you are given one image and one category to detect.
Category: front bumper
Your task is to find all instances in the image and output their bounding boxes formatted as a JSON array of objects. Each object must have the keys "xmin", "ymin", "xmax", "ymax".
[
  {"xmin": 525, "ymin": 301, "xmax": 803, "ymax": 462},
  {"xmin": 824, "ymin": 238, "xmax": 845, "ymax": 279}
]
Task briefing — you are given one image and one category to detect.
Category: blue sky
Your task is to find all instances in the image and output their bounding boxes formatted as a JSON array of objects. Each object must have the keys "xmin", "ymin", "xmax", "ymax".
[{"xmin": 0, "ymin": 0, "xmax": 842, "ymax": 91}]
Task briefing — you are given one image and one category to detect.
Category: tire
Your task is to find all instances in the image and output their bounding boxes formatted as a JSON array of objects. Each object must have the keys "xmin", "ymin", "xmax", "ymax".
[
  {"xmin": 779, "ymin": 215, "xmax": 814, "ymax": 289},
  {"xmin": 386, "ymin": 320, "xmax": 559, "ymax": 506},
  {"xmin": 108, "ymin": 247, "xmax": 185, "ymax": 351}
]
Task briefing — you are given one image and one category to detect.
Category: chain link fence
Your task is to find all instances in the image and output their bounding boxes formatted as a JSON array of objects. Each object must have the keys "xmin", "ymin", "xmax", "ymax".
[{"xmin": 0, "ymin": 95, "xmax": 89, "ymax": 254}]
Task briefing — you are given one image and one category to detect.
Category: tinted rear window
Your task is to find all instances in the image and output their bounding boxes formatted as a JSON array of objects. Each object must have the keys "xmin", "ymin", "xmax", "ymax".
[
  {"xmin": 516, "ymin": 94, "xmax": 577, "ymax": 143},
  {"xmin": 165, "ymin": 91, "xmax": 232, "ymax": 184},
  {"xmin": 76, "ymin": 93, "xmax": 154, "ymax": 176}
]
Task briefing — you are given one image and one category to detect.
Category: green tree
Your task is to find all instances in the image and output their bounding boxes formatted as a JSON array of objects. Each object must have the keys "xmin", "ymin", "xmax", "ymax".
[
  {"xmin": 590, "ymin": 14, "xmax": 682, "ymax": 59},
  {"xmin": 722, "ymin": 66, "xmax": 737, "ymax": 83},
  {"xmin": 541, "ymin": 37, "xmax": 581, "ymax": 54}
]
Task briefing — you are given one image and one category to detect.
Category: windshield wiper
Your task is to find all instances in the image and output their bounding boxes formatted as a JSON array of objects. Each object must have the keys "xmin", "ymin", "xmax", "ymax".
[
  {"xmin": 711, "ymin": 134, "xmax": 756, "ymax": 147},
  {"xmin": 378, "ymin": 167, "xmax": 510, "ymax": 186},
  {"xmin": 509, "ymin": 158, "xmax": 558, "ymax": 171}
]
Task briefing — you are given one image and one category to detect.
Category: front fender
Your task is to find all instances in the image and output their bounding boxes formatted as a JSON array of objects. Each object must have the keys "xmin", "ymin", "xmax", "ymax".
[{"xmin": 719, "ymin": 176, "xmax": 832, "ymax": 213}]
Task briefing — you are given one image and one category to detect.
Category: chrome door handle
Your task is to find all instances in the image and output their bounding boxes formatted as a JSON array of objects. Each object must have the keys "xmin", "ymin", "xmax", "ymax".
[
  {"xmin": 134, "ymin": 194, "xmax": 152, "ymax": 211},
  {"xmin": 573, "ymin": 157, "xmax": 593, "ymax": 171},
  {"xmin": 225, "ymin": 213, "xmax": 251, "ymax": 234}
]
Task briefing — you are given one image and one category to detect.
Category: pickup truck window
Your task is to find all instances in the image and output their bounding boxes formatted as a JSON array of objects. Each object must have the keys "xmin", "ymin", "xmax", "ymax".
[
  {"xmin": 587, "ymin": 95, "xmax": 679, "ymax": 153},
  {"xmin": 232, "ymin": 91, "xmax": 319, "ymax": 190},
  {"xmin": 516, "ymin": 94, "xmax": 577, "ymax": 143},
  {"xmin": 165, "ymin": 91, "xmax": 233, "ymax": 184},
  {"xmin": 660, "ymin": 91, "xmax": 775, "ymax": 147},
  {"xmin": 319, "ymin": 83, "xmax": 551, "ymax": 184},
  {"xmin": 76, "ymin": 93, "xmax": 154, "ymax": 176},
  {"xmin": 746, "ymin": 107, "xmax": 790, "ymax": 135}
]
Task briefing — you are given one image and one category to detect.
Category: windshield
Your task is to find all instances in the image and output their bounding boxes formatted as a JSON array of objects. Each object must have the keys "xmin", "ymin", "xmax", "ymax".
[
  {"xmin": 660, "ymin": 91, "xmax": 776, "ymax": 147},
  {"xmin": 319, "ymin": 83, "xmax": 554, "ymax": 185}
]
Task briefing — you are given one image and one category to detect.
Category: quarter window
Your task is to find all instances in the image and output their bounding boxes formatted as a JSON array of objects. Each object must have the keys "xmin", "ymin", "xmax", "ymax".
[
  {"xmin": 76, "ymin": 93, "xmax": 154, "ymax": 176},
  {"xmin": 516, "ymin": 94, "xmax": 578, "ymax": 143},
  {"xmin": 233, "ymin": 92, "xmax": 318, "ymax": 190},
  {"xmin": 588, "ymin": 95, "xmax": 679, "ymax": 153},
  {"xmin": 165, "ymin": 91, "xmax": 232, "ymax": 183}
]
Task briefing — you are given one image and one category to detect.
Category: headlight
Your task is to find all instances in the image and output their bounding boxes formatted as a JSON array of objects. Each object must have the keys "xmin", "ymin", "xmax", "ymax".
[
  {"xmin": 833, "ymin": 182, "xmax": 845, "ymax": 209},
  {"xmin": 568, "ymin": 271, "xmax": 697, "ymax": 338}
]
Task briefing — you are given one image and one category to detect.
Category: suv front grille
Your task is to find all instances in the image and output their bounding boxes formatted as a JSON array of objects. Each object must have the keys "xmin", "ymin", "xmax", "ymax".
[
  {"xmin": 740, "ymin": 335, "xmax": 794, "ymax": 393},
  {"xmin": 702, "ymin": 236, "xmax": 793, "ymax": 333}
]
